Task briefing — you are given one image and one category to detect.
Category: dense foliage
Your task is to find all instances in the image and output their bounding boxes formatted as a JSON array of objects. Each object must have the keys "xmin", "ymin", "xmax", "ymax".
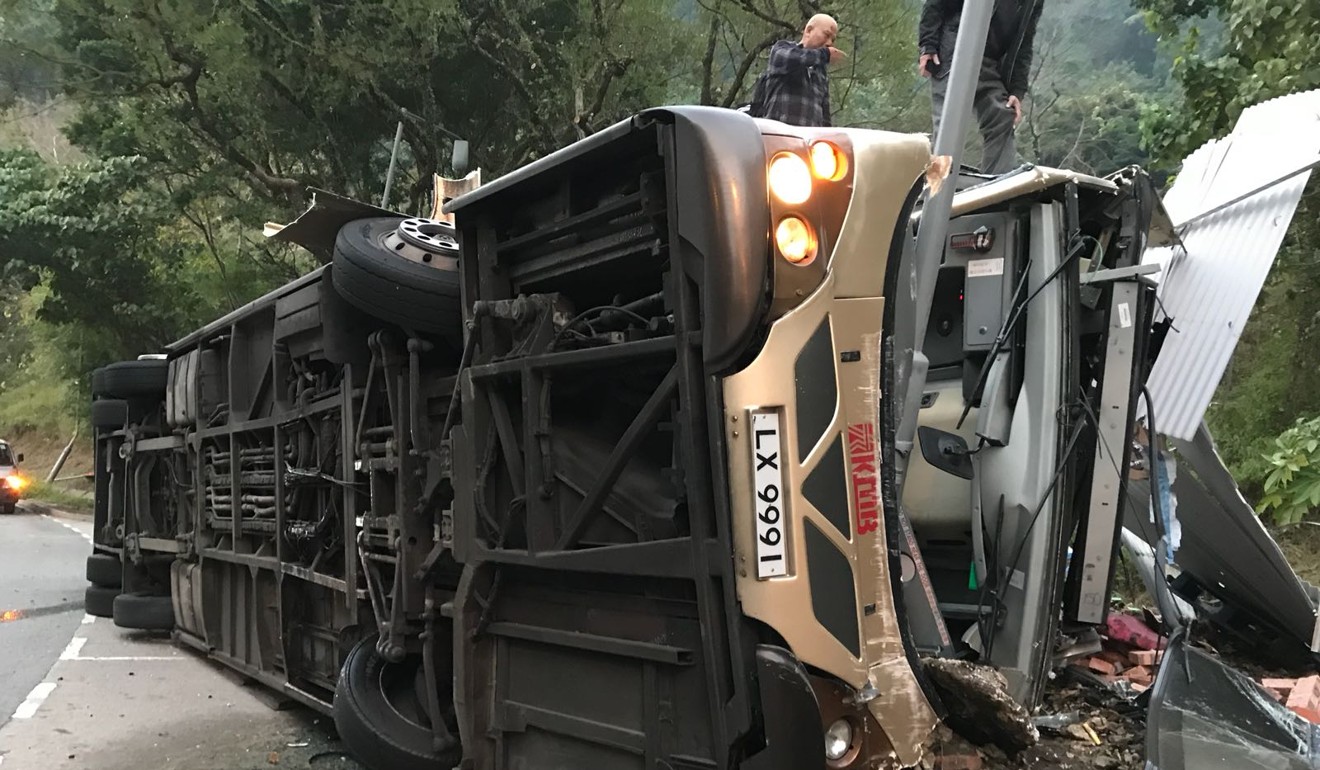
[{"xmin": 1257, "ymin": 416, "xmax": 1320, "ymax": 526}]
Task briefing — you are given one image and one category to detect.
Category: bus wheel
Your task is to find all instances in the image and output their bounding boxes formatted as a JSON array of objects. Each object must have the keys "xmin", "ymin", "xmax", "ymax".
[
  {"xmin": 333, "ymin": 635, "xmax": 460, "ymax": 770},
  {"xmin": 91, "ymin": 399, "xmax": 129, "ymax": 430},
  {"xmin": 331, "ymin": 217, "xmax": 462, "ymax": 346},
  {"xmin": 86, "ymin": 553, "xmax": 123, "ymax": 588},
  {"xmin": 85, "ymin": 585, "xmax": 119, "ymax": 618},
  {"xmin": 92, "ymin": 359, "xmax": 168, "ymax": 400},
  {"xmin": 112, "ymin": 592, "xmax": 174, "ymax": 630}
]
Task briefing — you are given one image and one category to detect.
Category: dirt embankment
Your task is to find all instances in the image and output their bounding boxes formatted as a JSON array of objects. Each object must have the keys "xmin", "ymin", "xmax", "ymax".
[{"xmin": 6, "ymin": 428, "xmax": 95, "ymax": 505}]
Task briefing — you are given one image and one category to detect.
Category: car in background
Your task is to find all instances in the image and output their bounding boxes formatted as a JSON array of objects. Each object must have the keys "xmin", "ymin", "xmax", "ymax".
[{"xmin": 0, "ymin": 440, "xmax": 28, "ymax": 514}]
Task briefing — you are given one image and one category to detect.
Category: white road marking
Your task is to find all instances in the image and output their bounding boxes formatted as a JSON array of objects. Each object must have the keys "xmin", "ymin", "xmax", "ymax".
[
  {"xmin": 59, "ymin": 636, "xmax": 88, "ymax": 660},
  {"xmin": 81, "ymin": 613, "xmax": 95, "ymax": 624},
  {"xmin": 65, "ymin": 656, "xmax": 184, "ymax": 662},
  {"xmin": 39, "ymin": 514, "xmax": 94, "ymax": 544},
  {"xmin": 11, "ymin": 682, "xmax": 56, "ymax": 720}
]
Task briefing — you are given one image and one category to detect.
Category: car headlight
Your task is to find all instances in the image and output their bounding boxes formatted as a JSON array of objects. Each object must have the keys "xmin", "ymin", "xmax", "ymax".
[
  {"xmin": 824, "ymin": 717, "xmax": 854, "ymax": 762},
  {"xmin": 5, "ymin": 475, "xmax": 25, "ymax": 491},
  {"xmin": 768, "ymin": 152, "xmax": 812, "ymax": 205}
]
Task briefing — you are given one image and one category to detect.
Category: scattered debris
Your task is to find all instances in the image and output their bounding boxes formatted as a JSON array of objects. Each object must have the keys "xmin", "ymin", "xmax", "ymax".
[
  {"xmin": 1059, "ymin": 611, "xmax": 1167, "ymax": 701},
  {"xmin": 1030, "ymin": 712, "xmax": 1080, "ymax": 734},
  {"xmin": 267, "ymin": 751, "xmax": 280, "ymax": 765},
  {"xmin": 1063, "ymin": 722, "xmax": 1101, "ymax": 745},
  {"xmin": 1103, "ymin": 612, "xmax": 1165, "ymax": 651},
  {"xmin": 1251, "ymin": 674, "xmax": 1320, "ymax": 723},
  {"xmin": 924, "ymin": 659, "xmax": 1039, "ymax": 753},
  {"xmin": 1053, "ymin": 628, "xmax": 1103, "ymax": 667}
]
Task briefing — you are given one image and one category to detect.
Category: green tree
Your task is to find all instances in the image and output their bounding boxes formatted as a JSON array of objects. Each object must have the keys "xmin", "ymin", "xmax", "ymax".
[
  {"xmin": 0, "ymin": 148, "xmax": 224, "ymax": 376},
  {"xmin": 1136, "ymin": 0, "xmax": 1320, "ymax": 167},
  {"xmin": 1135, "ymin": 0, "xmax": 1320, "ymax": 501}
]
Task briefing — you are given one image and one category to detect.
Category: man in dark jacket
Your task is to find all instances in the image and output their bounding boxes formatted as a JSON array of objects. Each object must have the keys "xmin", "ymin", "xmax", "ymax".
[
  {"xmin": 756, "ymin": 14, "xmax": 845, "ymax": 127},
  {"xmin": 918, "ymin": 0, "xmax": 1043, "ymax": 173}
]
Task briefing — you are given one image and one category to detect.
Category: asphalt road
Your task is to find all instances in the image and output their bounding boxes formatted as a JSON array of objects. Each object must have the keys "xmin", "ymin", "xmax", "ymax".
[
  {"xmin": 0, "ymin": 508, "xmax": 366, "ymax": 770},
  {"xmin": 0, "ymin": 508, "xmax": 90, "ymax": 728}
]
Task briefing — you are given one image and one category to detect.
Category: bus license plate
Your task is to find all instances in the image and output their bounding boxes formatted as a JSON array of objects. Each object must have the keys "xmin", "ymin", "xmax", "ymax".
[{"xmin": 750, "ymin": 410, "xmax": 787, "ymax": 578}]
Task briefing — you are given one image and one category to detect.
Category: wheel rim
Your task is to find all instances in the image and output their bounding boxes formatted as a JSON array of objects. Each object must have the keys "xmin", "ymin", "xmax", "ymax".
[
  {"xmin": 374, "ymin": 656, "xmax": 431, "ymax": 730},
  {"xmin": 382, "ymin": 218, "xmax": 459, "ymax": 266}
]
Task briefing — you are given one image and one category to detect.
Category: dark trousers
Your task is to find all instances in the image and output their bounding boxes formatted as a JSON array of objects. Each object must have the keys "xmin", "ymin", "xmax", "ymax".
[{"xmin": 930, "ymin": 59, "xmax": 1019, "ymax": 174}]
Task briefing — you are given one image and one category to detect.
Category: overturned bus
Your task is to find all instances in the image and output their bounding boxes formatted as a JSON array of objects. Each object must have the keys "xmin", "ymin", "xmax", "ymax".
[{"xmin": 81, "ymin": 104, "xmax": 1320, "ymax": 769}]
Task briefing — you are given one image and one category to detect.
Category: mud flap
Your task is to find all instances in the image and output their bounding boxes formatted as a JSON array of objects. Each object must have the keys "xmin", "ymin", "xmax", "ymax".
[{"xmin": 740, "ymin": 646, "xmax": 825, "ymax": 770}]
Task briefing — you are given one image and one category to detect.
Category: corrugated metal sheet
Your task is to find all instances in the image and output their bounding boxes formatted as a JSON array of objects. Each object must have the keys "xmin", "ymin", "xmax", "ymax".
[{"xmin": 1143, "ymin": 88, "xmax": 1320, "ymax": 441}]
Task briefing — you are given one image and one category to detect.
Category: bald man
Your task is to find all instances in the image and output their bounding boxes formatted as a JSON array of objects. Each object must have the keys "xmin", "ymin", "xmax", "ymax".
[{"xmin": 755, "ymin": 14, "xmax": 845, "ymax": 127}]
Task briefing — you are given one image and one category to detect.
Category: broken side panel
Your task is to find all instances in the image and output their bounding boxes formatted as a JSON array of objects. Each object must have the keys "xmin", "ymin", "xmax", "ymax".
[
  {"xmin": 974, "ymin": 202, "xmax": 1073, "ymax": 706},
  {"xmin": 1067, "ymin": 277, "xmax": 1155, "ymax": 624},
  {"xmin": 1147, "ymin": 635, "xmax": 1320, "ymax": 770},
  {"xmin": 898, "ymin": 210, "xmax": 1021, "ymax": 655},
  {"xmin": 1125, "ymin": 424, "xmax": 1320, "ymax": 656}
]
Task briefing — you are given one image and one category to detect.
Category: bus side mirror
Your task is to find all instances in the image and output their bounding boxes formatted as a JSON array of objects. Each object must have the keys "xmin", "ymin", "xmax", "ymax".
[
  {"xmin": 16, "ymin": 453, "xmax": 23, "ymax": 463},
  {"xmin": 917, "ymin": 427, "xmax": 973, "ymax": 480}
]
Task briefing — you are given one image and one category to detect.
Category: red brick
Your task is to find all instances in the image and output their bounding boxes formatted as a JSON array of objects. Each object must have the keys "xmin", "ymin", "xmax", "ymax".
[
  {"xmin": 1098, "ymin": 650, "xmax": 1131, "ymax": 671},
  {"xmin": 1286, "ymin": 676, "xmax": 1320, "ymax": 712},
  {"xmin": 935, "ymin": 753, "xmax": 983, "ymax": 770},
  {"xmin": 1261, "ymin": 678, "xmax": 1295, "ymax": 702},
  {"xmin": 1291, "ymin": 705, "xmax": 1320, "ymax": 725},
  {"xmin": 1130, "ymin": 649, "xmax": 1163, "ymax": 666},
  {"xmin": 1121, "ymin": 666, "xmax": 1153, "ymax": 686},
  {"xmin": 1086, "ymin": 657, "xmax": 1119, "ymax": 676}
]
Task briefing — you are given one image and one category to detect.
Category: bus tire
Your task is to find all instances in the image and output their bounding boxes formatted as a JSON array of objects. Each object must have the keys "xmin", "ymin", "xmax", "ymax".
[
  {"xmin": 331, "ymin": 217, "xmax": 462, "ymax": 345},
  {"xmin": 333, "ymin": 635, "xmax": 460, "ymax": 770},
  {"xmin": 91, "ymin": 399, "xmax": 129, "ymax": 430},
  {"xmin": 86, "ymin": 553, "xmax": 122, "ymax": 588},
  {"xmin": 112, "ymin": 592, "xmax": 175, "ymax": 631},
  {"xmin": 85, "ymin": 585, "xmax": 119, "ymax": 618},
  {"xmin": 92, "ymin": 360, "xmax": 168, "ymax": 400}
]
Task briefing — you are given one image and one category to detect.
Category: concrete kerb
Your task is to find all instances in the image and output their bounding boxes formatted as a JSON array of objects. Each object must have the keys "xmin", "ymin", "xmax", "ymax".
[{"xmin": 17, "ymin": 499, "xmax": 93, "ymax": 520}]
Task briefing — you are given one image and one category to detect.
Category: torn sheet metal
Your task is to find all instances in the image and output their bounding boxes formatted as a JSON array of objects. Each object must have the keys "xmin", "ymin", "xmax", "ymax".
[
  {"xmin": 1144, "ymin": 88, "xmax": 1320, "ymax": 441},
  {"xmin": 1119, "ymin": 528, "xmax": 1195, "ymax": 628},
  {"xmin": 945, "ymin": 165, "xmax": 1118, "ymax": 217},
  {"xmin": 1146, "ymin": 635, "xmax": 1320, "ymax": 770},
  {"xmin": 1126, "ymin": 424, "xmax": 1319, "ymax": 650},
  {"xmin": 266, "ymin": 187, "xmax": 404, "ymax": 260}
]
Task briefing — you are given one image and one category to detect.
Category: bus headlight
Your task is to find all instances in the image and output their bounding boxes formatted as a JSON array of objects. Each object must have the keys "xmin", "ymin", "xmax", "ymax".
[
  {"xmin": 775, "ymin": 216, "xmax": 817, "ymax": 265},
  {"xmin": 768, "ymin": 152, "xmax": 812, "ymax": 205},
  {"xmin": 810, "ymin": 141, "xmax": 847, "ymax": 181},
  {"xmin": 5, "ymin": 475, "xmax": 25, "ymax": 491},
  {"xmin": 824, "ymin": 717, "xmax": 854, "ymax": 762}
]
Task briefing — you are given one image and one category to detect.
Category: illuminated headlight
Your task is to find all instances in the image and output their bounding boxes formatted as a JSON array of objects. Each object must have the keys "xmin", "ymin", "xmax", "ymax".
[
  {"xmin": 824, "ymin": 718, "xmax": 853, "ymax": 761},
  {"xmin": 768, "ymin": 152, "xmax": 812, "ymax": 205},
  {"xmin": 4, "ymin": 475, "xmax": 25, "ymax": 491},
  {"xmin": 775, "ymin": 216, "xmax": 817, "ymax": 265},
  {"xmin": 810, "ymin": 141, "xmax": 847, "ymax": 181}
]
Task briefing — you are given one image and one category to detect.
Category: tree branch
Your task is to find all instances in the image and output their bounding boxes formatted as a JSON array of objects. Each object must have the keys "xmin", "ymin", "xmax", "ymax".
[{"xmin": 720, "ymin": 32, "xmax": 779, "ymax": 108}]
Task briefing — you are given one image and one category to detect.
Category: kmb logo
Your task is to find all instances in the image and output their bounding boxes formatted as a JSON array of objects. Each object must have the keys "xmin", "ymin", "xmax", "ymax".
[{"xmin": 848, "ymin": 423, "xmax": 879, "ymax": 536}]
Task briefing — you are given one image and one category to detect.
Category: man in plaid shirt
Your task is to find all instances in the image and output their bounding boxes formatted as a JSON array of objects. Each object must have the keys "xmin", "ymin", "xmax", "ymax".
[{"xmin": 756, "ymin": 14, "xmax": 845, "ymax": 127}]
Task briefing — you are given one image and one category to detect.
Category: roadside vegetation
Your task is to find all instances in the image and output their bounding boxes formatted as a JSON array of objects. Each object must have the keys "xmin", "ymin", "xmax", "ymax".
[{"xmin": 1, "ymin": 0, "xmax": 1318, "ymax": 525}]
